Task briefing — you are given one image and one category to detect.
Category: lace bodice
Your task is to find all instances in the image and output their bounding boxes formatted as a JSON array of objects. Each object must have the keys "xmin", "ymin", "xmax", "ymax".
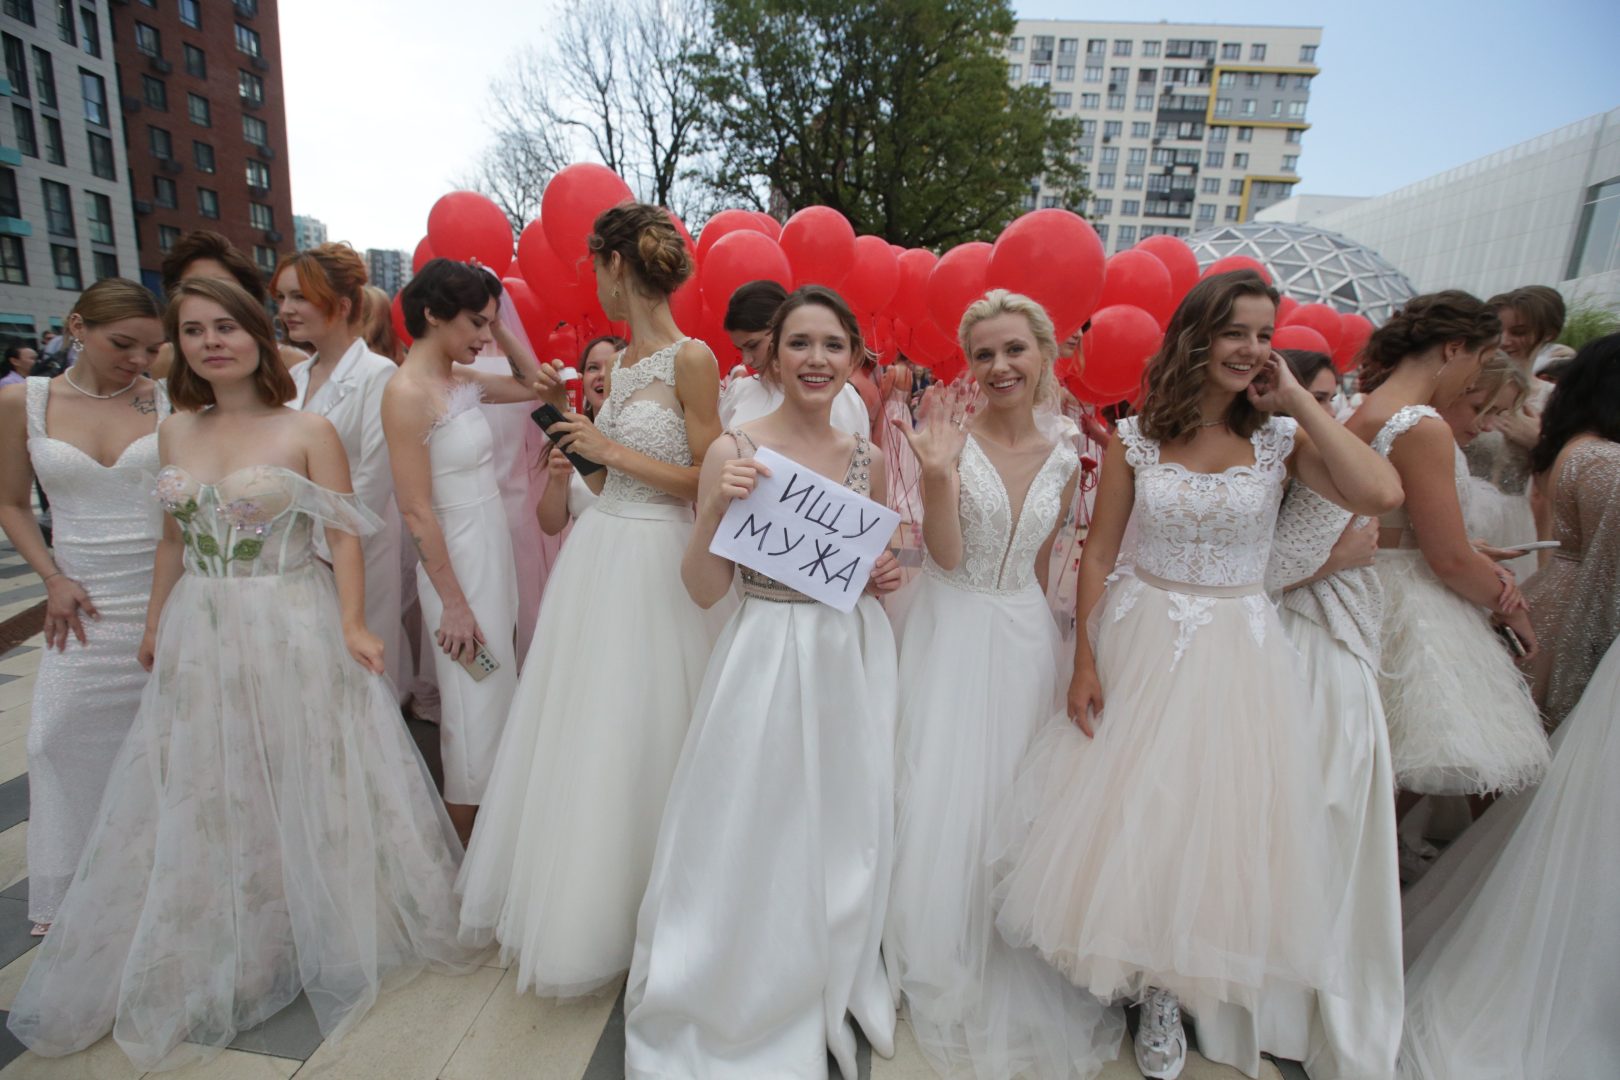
[
  {"xmin": 1376, "ymin": 408, "xmax": 1469, "ymax": 549},
  {"xmin": 595, "ymin": 341, "xmax": 693, "ymax": 506},
  {"xmin": 926, "ymin": 436, "xmax": 1078, "ymax": 595},
  {"xmin": 1119, "ymin": 416, "xmax": 1296, "ymax": 588},
  {"xmin": 1266, "ymin": 404, "xmax": 1436, "ymax": 666},
  {"xmin": 155, "ymin": 465, "xmax": 380, "ymax": 578}
]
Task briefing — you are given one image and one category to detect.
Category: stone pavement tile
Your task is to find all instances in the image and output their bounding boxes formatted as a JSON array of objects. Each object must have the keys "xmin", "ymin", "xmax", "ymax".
[
  {"xmin": 295, "ymin": 967, "xmax": 502, "ymax": 1080},
  {"xmin": 0, "ymin": 651, "xmax": 35, "ymax": 667},
  {"xmin": 0, "ymin": 679, "xmax": 33, "ymax": 717},
  {"xmin": 0, "ymin": 747, "xmax": 21, "ymax": 794},
  {"xmin": 0, "ymin": 826, "xmax": 27, "ymax": 892},
  {"xmin": 0, "ymin": 779, "xmax": 27, "ymax": 836},
  {"xmin": 0, "ymin": 1034, "xmax": 142, "ymax": 1079},
  {"xmin": 145, "ymin": 1048, "xmax": 302, "ymax": 1079},
  {"xmin": 0, "ymin": 900, "xmax": 37, "ymax": 982},
  {"xmin": 441, "ymin": 968, "xmax": 620, "ymax": 1080},
  {"xmin": 866, "ymin": 1018, "xmax": 938, "ymax": 1079},
  {"xmin": 227, "ymin": 995, "xmax": 323, "ymax": 1062},
  {"xmin": 0, "ymin": 949, "xmax": 37, "ymax": 1012},
  {"xmin": 578, "ymin": 982, "xmax": 627, "ymax": 1080},
  {"xmin": 0, "ymin": 658, "xmax": 37, "ymax": 680}
]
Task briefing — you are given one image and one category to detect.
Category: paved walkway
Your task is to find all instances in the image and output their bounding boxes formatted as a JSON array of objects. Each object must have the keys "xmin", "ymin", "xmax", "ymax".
[{"xmin": 0, "ymin": 539, "xmax": 1301, "ymax": 1080}]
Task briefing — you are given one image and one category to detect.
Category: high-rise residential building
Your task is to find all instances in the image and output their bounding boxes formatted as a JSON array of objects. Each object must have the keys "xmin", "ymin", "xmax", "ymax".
[
  {"xmin": 365, "ymin": 247, "xmax": 408, "ymax": 296},
  {"xmin": 108, "ymin": 0, "xmax": 293, "ymax": 294},
  {"xmin": 1, "ymin": 1, "xmax": 141, "ymax": 343},
  {"xmin": 292, "ymin": 212, "xmax": 324, "ymax": 251},
  {"xmin": 1008, "ymin": 20, "xmax": 1322, "ymax": 253}
]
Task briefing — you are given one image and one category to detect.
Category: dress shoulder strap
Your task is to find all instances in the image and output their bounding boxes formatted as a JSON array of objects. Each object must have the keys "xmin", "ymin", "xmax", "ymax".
[
  {"xmin": 1371, "ymin": 404, "xmax": 1440, "ymax": 457},
  {"xmin": 151, "ymin": 378, "xmax": 173, "ymax": 421},
  {"xmin": 844, "ymin": 433, "xmax": 872, "ymax": 496},
  {"xmin": 24, "ymin": 377, "xmax": 49, "ymax": 439},
  {"xmin": 1116, "ymin": 416, "xmax": 1159, "ymax": 468}
]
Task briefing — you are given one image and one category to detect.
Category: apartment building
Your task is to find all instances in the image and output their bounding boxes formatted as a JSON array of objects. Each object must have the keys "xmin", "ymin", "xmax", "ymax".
[
  {"xmin": 365, "ymin": 247, "xmax": 408, "ymax": 297},
  {"xmin": 292, "ymin": 211, "xmax": 324, "ymax": 251},
  {"xmin": 1008, "ymin": 20, "xmax": 1322, "ymax": 253}
]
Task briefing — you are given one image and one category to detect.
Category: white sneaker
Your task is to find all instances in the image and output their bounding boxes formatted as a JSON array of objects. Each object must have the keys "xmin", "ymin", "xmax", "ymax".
[{"xmin": 1134, "ymin": 987, "xmax": 1187, "ymax": 1079}]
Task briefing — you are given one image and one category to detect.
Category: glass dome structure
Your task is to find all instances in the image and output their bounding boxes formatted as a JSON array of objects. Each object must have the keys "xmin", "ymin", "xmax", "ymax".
[{"xmin": 1187, "ymin": 221, "xmax": 1416, "ymax": 323}]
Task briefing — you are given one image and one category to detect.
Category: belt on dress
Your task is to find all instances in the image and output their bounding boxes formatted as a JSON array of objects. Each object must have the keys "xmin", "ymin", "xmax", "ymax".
[
  {"xmin": 1132, "ymin": 566, "xmax": 1264, "ymax": 598},
  {"xmin": 591, "ymin": 497, "xmax": 694, "ymax": 523}
]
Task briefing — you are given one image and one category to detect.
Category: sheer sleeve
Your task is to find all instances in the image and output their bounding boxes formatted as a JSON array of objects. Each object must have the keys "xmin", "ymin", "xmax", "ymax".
[{"xmin": 288, "ymin": 474, "xmax": 384, "ymax": 537}]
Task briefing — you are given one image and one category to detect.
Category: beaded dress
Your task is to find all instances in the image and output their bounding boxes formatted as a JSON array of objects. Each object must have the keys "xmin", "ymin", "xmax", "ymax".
[{"xmin": 625, "ymin": 429, "xmax": 896, "ymax": 1080}]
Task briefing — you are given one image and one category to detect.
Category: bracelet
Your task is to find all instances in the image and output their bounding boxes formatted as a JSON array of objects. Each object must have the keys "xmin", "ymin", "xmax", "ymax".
[{"xmin": 42, "ymin": 570, "xmax": 63, "ymax": 582}]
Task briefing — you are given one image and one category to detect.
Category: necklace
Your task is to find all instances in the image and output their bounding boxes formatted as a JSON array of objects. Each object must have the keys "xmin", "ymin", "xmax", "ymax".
[
  {"xmin": 64, "ymin": 368, "xmax": 139, "ymax": 400},
  {"xmin": 1197, "ymin": 417, "xmax": 1226, "ymax": 428}
]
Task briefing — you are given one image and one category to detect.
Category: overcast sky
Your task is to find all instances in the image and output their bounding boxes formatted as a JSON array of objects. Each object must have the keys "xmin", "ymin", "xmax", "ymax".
[{"xmin": 282, "ymin": 0, "xmax": 1620, "ymax": 254}]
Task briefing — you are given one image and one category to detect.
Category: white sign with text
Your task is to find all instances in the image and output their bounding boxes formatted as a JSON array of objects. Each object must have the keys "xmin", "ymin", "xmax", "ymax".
[{"xmin": 710, "ymin": 446, "xmax": 899, "ymax": 613}]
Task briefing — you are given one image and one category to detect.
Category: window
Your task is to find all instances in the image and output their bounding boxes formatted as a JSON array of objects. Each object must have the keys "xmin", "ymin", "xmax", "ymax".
[
  {"xmin": 92, "ymin": 250, "xmax": 116, "ymax": 280},
  {"xmin": 1225, "ymin": 205, "xmax": 1241, "ymax": 222},
  {"xmin": 193, "ymin": 139, "xmax": 215, "ymax": 172},
  {"xmin": 1117, "ymin": 225, "xmax": 1136, "ymax": 248},
  {"xmin": 1151, "ymin": 147, "xmax": 1173, "ymax": 165},
  {"xmin": 141, "ymin": 74, "xmax": 168, "ymax": 110},
  {"xmin": 1209, "ymin": 126, "xmax": 1227, "ymax": 143},
  {"xmin": 1286, "ymin": 128, "xmax": 1303, "ymax": 144},
  {"xmin": 1110, "ymin": 67, "xmax": 1129, "ymax": 84},
  {"xmin": 39, "ymin": 179, "xmax": 71, "ymax": 234},
  {"xmin": 1136, "ymin": 94, "xmax": 1153, "ymax": 110},
  {"xmin": 0, "ymin": 168, "xmax": 16, "ymax": 217},
  {"xmin": 1289, "ymin": 101, "xmax": 1307, "ymax": 117},
  {"xmin": 234, "ymin": 23, "xmax": 261, "ymax": 57},
  {"xmin": 1099, "ymin": 147, "xmax": 1118, "ymax": 165},
  {"xmin": 1142, "ymin": 40, "xmax": 1160, "ymax": 57},
  {"xmin": 1241, "ymin": 99, "xmax": 1256, "ymax": 116},
  {"xmin": 1039, "ymin": 195, "xmax": 1061, "ymax": 209},
  {"xmin": 158, "ymin": 225, "xmax": 180, "ymax": 252},
  {"xmin": 1247, "ymin": 72, "xmax": 1262, "ymax": 88},
  {"xmin": 2, "ymin": 1, "xmax": 35, "ymax": 26},
  {"xmin": 1127, "ymin": 147, "xmax": 1146, "ymax": 166},
  {"xmin": 1, "ymin": 235, "xmax": 26, "ymax": 285},
  {"xmin": 1282, "ymin": 154, "xmax": 1299, "ymax": 172},
  {"xmin": 1568, "ymin": 177, "xmax": 1620, "ymax": 278},
  {"xmin": 40, "ymin": 114, "xmax": 61, "ymax": 163},
  {"xmin": 1198, "ymin": 204, "xmax": 1216, "ymax": 223},
  {"xmin": 11, "ymin": 105, "xmax": 36, "ymax": 156},
  {"xmin": 253, "ymin": 245, "xmax": 276, "ymax": 272},
  {"xmin": 1214, "ymin": 98, "xmax": 1232, "ymax": 116},
  {"xmin": 1131, "ymin": 122, "xmax": 1150, "ymax": 138},
  {"xmin": 198, "ymin": 187, "xmax": 219, "ymax": 219},
  {"xmin": 1055, "ymin": 65, "xmax": 1073, "ymax": 82},
  {"xmin": 153, "ymin": 175, "xmax": 177, "ymax": 208},
  {"xmin": 1007, "ymin": 63, "xmax": 1021, "ymax": 80},
  {"xmin": 1094, "ymin": 172, "xmax": 1115, "ymax": 189},
  {"xmin": 2, "ymin": 34, "xmax": 24, "ymax": 96},
  {"xmin": 79, "ymin": 5, "xmax": 98, "ymax": 56},
  {"xmin": 51, "ymin": 243, "xmax": 81, "ymax": 289},
  {"xmin": 1085, "ymin": 38, "xmax": 1104, "ymax": 56},
  {"xmin": 1123, "ymin": 173, "xmax": 1143, "ymax": 190},
  {"xmin": 1220, "ymin": 43, "xmax": 1240, "ymax": 60},
  {"xmin": 1250, "ymin": 43, "xmax": 1266, "ymax": 61},
  {"xmin": 1218, "ymin": 72, "xmax": 1236, "ymax": 88},
  {"xmin": 1201, "ymin": 177, "xmax": 1220, "ymax": 194},
  {"xmin": 187, "ymin": 93, "xmax": 210, "ymax": 126},
  {"xmin": 1103, "ymin": 120, "xmax": 1122, "ymax": 138},
  {"xmin": 1234, "ymin": 152, "xmax": 1249, "ymax": 168},
  {"xmin": 1300, "ymin": 44, "xmax": 1317, "ymax": 62},
  {"xmin": 1271, "ymin": 100, "xmax": 1284, "ymax": 117},
  {"xmin": 179, "ymin": 0, "xmax": 200, "ymax": 28},
  {"xmin": 1093, "ymin": 223, "xmax": 1108, "ymax": 243},
  {"xmin": 1148, "ymin": 174, "xmax": 1171, "ymax": 193},
  {"xmin": 1091, "ymin": 198, "xmax": 1112, "ymax": 215},
  {"xmin": 1121, "ymin": 199, "xmax": 1140, "ymax": 216},
  {"xmin": 87, "ymin": 191, "xmax": 112, "ymax": 242},
  {"xmin": 249, "ymin": 202, "xmax": 273, "ymax": 229},
  {"xmin": 1228, "ymin": 179, "xmax": 1244, "ymax": 196},
  {"xmin": 1294, "ymin": 74, "xmax": 1312, "ymax": 90},
  {"xmin": 87, "ymin": 129, "xmax": 114, "ymax": 178},
  {"xmin": 1052, "ymin": 92, "xmax": 1071, "ymax": 108},
  {"xmin": 1113, "ymin": 39, "xmax": 1131, "ymax": 56},
  {"xmin": 1205, "ymin": 150, "xmax": 1224, "ymax": 168},
  {"xmin": 134, "ymin": 21, "xmax": 160, "ymax": 57},
  {"xmin": 1081, "ymin": 93, "xmax": 1099, "ymax": 109},
  {"xmin": 31, "ymin": 45, "xmax": 54, "ymax": 105},
  {"xmin": 242, "ymin": 113, "xmax": 268, "ymax": 145},
  {"xmin": 1058, "ymin": 37, "xmax": 1078, "ymax": 55},
  {"xmin": 1007, "ymin": 36, "xmax": 1023, "ymax": 52},
  {"xmin": 1237, "ymin": 126, "xmax": 1254, "ymax": 142},
  {"xmin": 148, "ymin": 124, "xmax": 173, "ymax": 159},
  {"xmin": 1275, "ymin": 73, "xmax": 1289, "ymax": 89},
  {"xmin": 184, "ymin": 43, "xmax": 206, "ymax": 77},
  {"xmin": 1106, "ymin": 93, "xmax": 1124, "ymax": 110},
  {"xmin": 1029, "ymin": 63, "xmax": 1050, "ymax": 83},
  {"xmin": 1078, "ymin": 119, "xmax": 1095, "ymax": 137},
  {"xmin": 54, "ymin": 0, "xmax": 72, "ymax": 42},
  {"xmin": 1083, "ymin": 66, "xmax": 1102, "ymax": 83},
  {"xmin": 1138, "ymin": 67, "xmax": 1155, "ymax": 84},
  {"xmin": 79, "ymin": 68, "xmax": 106, "ymax": 125}
]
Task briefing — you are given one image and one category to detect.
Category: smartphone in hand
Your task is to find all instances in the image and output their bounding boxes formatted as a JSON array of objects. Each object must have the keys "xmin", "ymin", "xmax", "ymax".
[{"xmin": 531, "ymin": 403, "xmax": 605, "ymax": 476}]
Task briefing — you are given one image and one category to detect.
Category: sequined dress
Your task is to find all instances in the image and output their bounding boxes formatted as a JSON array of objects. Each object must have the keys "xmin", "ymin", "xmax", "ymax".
[
  {"xmin": 7, "ymin": 466, "xmax": 477, "ymax": 1070},
  {"xmin": 993, "ymin": 417, "xmax": 1337, "ymax": 1050},
  {"xmin": 1523, "ymin": 437, "xmax": 1620, "ymax": 727},
  {"xmin": 625, "ymin": 431, "xmax": 897, "ymax": 1080},
  {"xmin": 887, "ymin": 436, "xmax": 1125, "ymax": 1079},
  {"xmin": 458, "ymin": 340, "xmax": 730, "ymax": 998},
  {"xmin": 21, "ymin": 376, "xmax": 167, "ymax": 924}
]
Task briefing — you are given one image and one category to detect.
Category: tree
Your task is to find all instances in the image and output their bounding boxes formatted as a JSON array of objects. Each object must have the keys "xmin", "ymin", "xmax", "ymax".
[
  {"xmin": 463, "ymin": 0, "xmax": 720, "ymax": 230},
  {"xmin": 695, "ymin": 0, "xmax": 1087, "ymax": 247}
]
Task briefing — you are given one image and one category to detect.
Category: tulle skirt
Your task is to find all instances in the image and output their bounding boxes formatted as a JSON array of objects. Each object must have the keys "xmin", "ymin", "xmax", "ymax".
[
  {"xmin": 625, "ymin": 594, "xmax": 896, "ymax": 1080},
  {"xmin": 888, "ymin": 575, "xmax": 1123, "ymax": 1079},
  {"xmin": 1397, "ymin": 639, "xmax": 1620, "ymax": 1078},
  {"xmin": 6, "ymin": 564, "xmax": 477, "ymax": 1070},
  {"xmin": 457, "ymin": 500, "xmax": 729, "ymax": 998},
  {"xmin": 1463, "ymin": 477, "xmax": 1538, "ymax": 581},
  {"xmin": 1374, "ymin": 551, "xmax": 1548, "ymax": 796},
  {"xmin": 993, "ymin": 572, "xmax": 1336, "ymax": 1020}
]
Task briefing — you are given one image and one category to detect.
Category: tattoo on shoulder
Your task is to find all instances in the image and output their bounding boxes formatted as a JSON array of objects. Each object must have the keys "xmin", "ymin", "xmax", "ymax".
[{"xmin": 131, "ymin": 394, "xmax": 157, "ymax": 415}]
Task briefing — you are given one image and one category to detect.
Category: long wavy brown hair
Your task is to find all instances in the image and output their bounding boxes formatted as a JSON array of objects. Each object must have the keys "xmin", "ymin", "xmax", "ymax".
[{"xmin": 1138, "ymin": 270, "xmax": 1278, "ymax": 442}]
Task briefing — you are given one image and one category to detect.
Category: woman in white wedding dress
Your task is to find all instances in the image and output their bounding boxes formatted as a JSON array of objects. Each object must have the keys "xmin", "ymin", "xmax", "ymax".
[
  {"xmin": 7, "ymin": 277, "xmax": 478, "ymax": 1071},
  {"xmin": 993, "ymin": 270, "xmax": 1402, "ymax": 1080},
  {"xmin": 458, "ymin": 203, "xmax": 726, "ymax": 998},
  {"xmin": 625, "ymin": 286, "xmax": 902, "ymax": 1079},
  {"xmin": 0, "ymin": 280, "xmax": 166, "ymax": 936},
  {"xmin": 719, "ymin": 278, "xmax": 871, "ymax": 436},
  {"xmin": 383, "ymin": 259, "xmax": 541, "ymax": 844},
  {"xmin": 886, "ymin": 291, "xmax": 1123, "ymax": 1080}
]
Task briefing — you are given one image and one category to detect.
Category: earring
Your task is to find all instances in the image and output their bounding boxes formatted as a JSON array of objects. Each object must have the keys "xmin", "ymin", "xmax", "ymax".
[
  {"xmin": 612, "ymin": 285, "xmax": 621, "ymax": 299},
  {"xmin": 69, "ymin": 337, "xmax": 84, "ymax": 360}
]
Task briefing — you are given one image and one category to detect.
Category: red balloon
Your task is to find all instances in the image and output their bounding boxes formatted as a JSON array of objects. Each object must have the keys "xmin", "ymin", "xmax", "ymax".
[
  {"xmin": 780, "ymin": 206, "xmax": 857, "ymax": 288},
  {"xmin": 1334, "ymin": 312, "xmax": 1374, "ymax": 373},
  {"xmin": 547, "ymin": 325, "xmax": 582, "ymax": 366},
  {"xmin": 696, "ymin": 209, "xmax": 769, "ymax": 261},
  {"xmin": 411, "ymin": 236, "xmax": 435, "ymax": 274},
  {"xmin": 1277, "ymin": 294, "xmax": 1299, "ymax": 325},
  {"xmin": 1097, "ymin": 250, "xmax": 1174, "ymax": 329},
  {"xmin": 986, "ymin": 209, "xmax": 1106, "ymax": 339},
  {"xmin": 501, "ymin": 277, "xmax": 549, "ymax": 346},
  {"xmin": 695, "ymin": 301, "xmax": 736, "ymax": 372},
  {"xmin": 1272, "ymin": 325, "xmax": 1332, "ymax": 354},
  {"xmin": 843, "ymin": 235, "xmax": 901, "ymax": 314},
  {"xmin": 1284, "ymin": 303, "xmax": 1343, "ymax": 352},
  {"xmin": 390, "ymin": 292, "xmax": 413, "ymax": 347},
  {"xmin": 1081, "ymin": 305, "xmax": 1162, "ymax": 399},
  {"xmin": 911, "ymin": 318, "xmax": 959, "ymax": 370},
  {"xmin": 541, "ymin": 163, "xmax": 634, "ymax": 270},
  {"xmin": 893, "ymin": 250, "xmax": 939, "ymax": 329},
  {"xmin": 517, "ymin": 219, "xmax": 582, "ymax": 327},
  {"xmin": 1202, "ymin": 254, "xmax": 1272, "ymax": 284},
  {"xmin": 670, "ymin": 275, "xmax": 706, "ymax": 333},
  {"xmin": 1135, "ymin": 235, "xmax": 1199, "ymax": 300},
  {"xmin": 426, "ymin": 191, "xmax": 514, "ymax": 277},
  {"xmin": 925, "ymin": 241, "xmax": 992, "ymax": 339},
  {"xmin": 700, "ymin": 230, "xmax": 792, "ymax": 313},
  {"xmin": 751, "ymin": 212, "xmax": 782, "ymax": 241}
]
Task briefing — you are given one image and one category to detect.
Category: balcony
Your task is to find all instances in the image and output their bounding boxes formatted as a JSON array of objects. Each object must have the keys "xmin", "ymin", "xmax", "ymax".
[
  {"xmin": 133, "ymin": 200, "xmax": 153, "ymax": 215},
  {"xmin": 263, "ymin": 229, "xmax": 282, "ymax": 243},
  {"xmin": 147, "ymin": 56, "xmax": 172, "ymax": 75}
]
